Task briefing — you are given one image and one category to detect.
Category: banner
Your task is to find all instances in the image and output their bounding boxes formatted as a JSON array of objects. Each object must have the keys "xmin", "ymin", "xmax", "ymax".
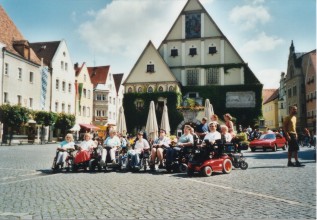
[{"xmin": 40, "ymin": 66, "xmax": 49, "ymax": 110}]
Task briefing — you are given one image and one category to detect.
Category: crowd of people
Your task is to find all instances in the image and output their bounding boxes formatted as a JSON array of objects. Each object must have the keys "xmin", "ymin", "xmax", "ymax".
[{"xmin": 54, "ymin": 107, "xmax": 315, "ymax": 170}]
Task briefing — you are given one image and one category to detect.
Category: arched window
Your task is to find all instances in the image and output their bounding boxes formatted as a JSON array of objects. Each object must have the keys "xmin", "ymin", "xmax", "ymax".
[
  {"xmin": 128, "ymin": 87, "xmax": 133, "ymax": 93},
  {"xmin": 138, "ymin": 87, "xmax": 143, "ymax": 93},
  {"xmin": 169, "ymin": 86, "xmax": 174, "ymax": 92},
  {"xmin": 148, "ymin": 86, "xmax": 153, "ymax": 93},
  {"xmin": 158, "ymin": 86, "xmax": 163, "ymax": 92}
]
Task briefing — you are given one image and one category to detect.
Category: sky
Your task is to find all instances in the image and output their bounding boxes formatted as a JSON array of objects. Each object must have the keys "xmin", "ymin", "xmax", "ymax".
[{"xmin": 0, "ymin": 0, "xmax": 316, "ymax": 89}]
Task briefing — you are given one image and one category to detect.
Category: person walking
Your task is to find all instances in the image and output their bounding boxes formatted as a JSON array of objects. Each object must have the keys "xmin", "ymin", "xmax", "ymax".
[{"xmin": 283, "ymin": 105, "xmax": 303, "ymax": 167}]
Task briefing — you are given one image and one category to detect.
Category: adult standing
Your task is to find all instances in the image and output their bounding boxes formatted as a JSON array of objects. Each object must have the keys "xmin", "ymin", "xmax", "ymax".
[
  {"xmin": 283, "ymin": 105, "xmax": 303, "ymax": 167},
  {"xmin": 223, "ymin": 113, "xmax": 235, "ymax": 137}
]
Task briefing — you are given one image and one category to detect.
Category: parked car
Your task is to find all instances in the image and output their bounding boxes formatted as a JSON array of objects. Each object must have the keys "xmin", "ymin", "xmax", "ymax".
[{"xmin": 249, "ymin": 132, "xmax": 287, "ymax": 152}]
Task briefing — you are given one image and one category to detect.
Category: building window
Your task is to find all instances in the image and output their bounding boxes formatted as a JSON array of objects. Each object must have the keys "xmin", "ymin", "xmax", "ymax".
[
  {"xmin": 62, "ymin": 81, "xmax": 66, "ymax": 92},
  {"xmin": 61, "ymin": 61, "xmax": 64, "ymax": 70},
  {"xmin": 65, "ymin": 63, "xmax": 68, "ymax": 71},
  {"xmin": 68, "ymin": 83, "xmax": 71, "ymax": 93},
  {"xmin": 147, "ymin": 64, "xmax": 155, "ymax": 73},
  {"xmin": 135, "ymin": 99, "xmax": 144, "ymax": 110},
  {"xmin": 18, "ymin": 68, "xmax": 22, "ymax": 80},
  {"xmin": 171, "ymin": 49, "xmax": 178, "ymax": 57},
  {"xmin": 128, "ymin": 87, "xmax": 133, "ymax": 93},
  {"xmin": 208, "ymin": 46, "xmax": 217, "ymax": 55},
  {"xmin": 169, "ymin": 86, "xmax": 174, "ymax": 92},
  {"xmin": 4, "ymin": 92, "xmax": 8, "ymax": 103},
  {"xmin": 292, "ymin": 86, "xmax": 297, "ymax": 96},
  {"xmin": 189, "ymin": 48, "xmax": 197, "ymax": 57},
  {"xmin": 148, "ymin": 87, "xmax": 153, "ymax": 93},
  {"xmin": 185, "ymin": 13, "xmax": 201, "ymax": 39},
  {"xmin": 56, "ymin": 79, "xmax": 59, "ymax": 90},
  {"xmin": 187, "ymin": 69, "xmax": 199, "ymax": 85},
  {"xmin": 17, "ymin": 95, "xmax": 22, "ymax": 105},
  {"xmin": 84, "ymin": 75, "xmax": 86, "ymax": 82},
  {"xmin": 29, "ymin": 98, "xmax": 33, "ymax": 108},
  {"xmin": 55, "ymin": 102, "xmax": 58, "ymax": 112},
  {"xmin": 158, "ymin": 86, "xmax": 163, "ymax": 92},
  {"xmin": 87, "ymin": 107, "xmax": 90, "ymax": 117},
  {"xmin": 88, "ymin": 90, "xmax": 90, "ymax": 99},
  {"xmin": 68, "ymin": 105, "xmax": 71, "ymax": 114},
  {"xmin": 138, "ymin": 87, "xmax": 143, "ymax": 93},
  {"xmin": 62, "ymin": 103, "xmax": 65, "ymax": 112},
  {"xmin": 83, "ymin": 89, "xmax": 86, "ymax": 98},
  {"xmin": 288, "ymin": 88, "xmax": 291, "ymax": 98},
  {"xmin": 83, "ymin": 106, "xmax": 86, "ymax": 117},
  {"xmin": 206, "ymin": 68, "xmax": 219, "ymax": 85},
  {"xmin": 29, "ymin": 72, "xmax": 34, "ymax": 83},
  {"xmin": 4, "ymin": 63, "xmax": 8, "ymax": 75}
]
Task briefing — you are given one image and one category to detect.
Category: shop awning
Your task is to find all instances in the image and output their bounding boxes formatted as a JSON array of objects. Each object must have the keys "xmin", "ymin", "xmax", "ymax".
[{"xmin": 79, "ymin": 123, "xmax": 100, "ymax": 131}]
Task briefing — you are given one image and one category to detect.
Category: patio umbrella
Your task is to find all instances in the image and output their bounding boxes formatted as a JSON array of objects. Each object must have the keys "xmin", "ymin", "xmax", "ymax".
[
  {"xmin": 160, "ymin": 104, "xmax": 171, "ymax": 136},
  {"xmin": 145, "ymin": 101, "xmax": 159, "ymax": 141},
  {"xmin": 204, "ymin": 99, "xmax": 214, "ymax": 124},
  {"xmin": 117, "ymin": 106, "xmax": 127, "ymax": 135}
]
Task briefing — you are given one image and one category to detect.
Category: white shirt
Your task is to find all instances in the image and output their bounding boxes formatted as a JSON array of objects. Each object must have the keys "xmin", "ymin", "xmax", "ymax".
[
  {"xmin": 204, "ymin": 131, "xmax": 221, "ymax": 142},
  {"xmin": 104, "ymin": 136, "xmax": 121, "ymax": 148},
  {"xmin": 134, "ymin": 138, "xmax": 150, "ymax": 153},
  {"xmin": 80, "ymin": 140, "xmax": 96, "ymax": 151}
]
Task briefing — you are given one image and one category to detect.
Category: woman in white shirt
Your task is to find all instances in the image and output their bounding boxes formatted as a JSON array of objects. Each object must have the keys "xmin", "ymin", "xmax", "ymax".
[
  {"xmin": 102, "ymin": 130, "xmax": 121, "ymax": 164},
  {"xmin": 56, "ymin": 133, "xmax": 75, "ymax": 166},
  {"xmin": 129, "ymin": 131, "xmax": 150, "ymax": 169}
]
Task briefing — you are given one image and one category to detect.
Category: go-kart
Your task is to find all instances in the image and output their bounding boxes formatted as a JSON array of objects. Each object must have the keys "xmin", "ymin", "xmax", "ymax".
[{"xmin": 187, "ymin": 139, "xmax": 232, "ymax": 177}]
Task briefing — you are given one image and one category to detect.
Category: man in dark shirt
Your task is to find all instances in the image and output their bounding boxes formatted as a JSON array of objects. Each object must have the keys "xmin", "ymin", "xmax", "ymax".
[{"xmin": 195, "ymin": 117, "xmax": 208, "ymax": 139}]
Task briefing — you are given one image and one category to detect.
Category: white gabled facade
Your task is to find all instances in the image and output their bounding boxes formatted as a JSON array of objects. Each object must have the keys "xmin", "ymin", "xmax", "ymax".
[{"xmin": 50, "ymin": 40, "xmax": 76, "ymax": 114}]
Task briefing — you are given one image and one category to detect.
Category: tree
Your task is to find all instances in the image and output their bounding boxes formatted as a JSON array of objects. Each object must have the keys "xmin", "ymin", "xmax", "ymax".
[
  {"xmin": 0, "ymin": 104, "xmax": 30, "ymax": 145},
  {"xmin": 33, "ymin": 111, "xmax": 57, "ymax": 144},
  {"xmin": 54, "ymin": 113, "xmax": 75, "ymax": 138}
]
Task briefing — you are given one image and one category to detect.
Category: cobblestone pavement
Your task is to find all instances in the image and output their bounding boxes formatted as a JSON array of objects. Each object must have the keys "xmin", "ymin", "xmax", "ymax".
[{"xmin": 0, "ymin": 144, "xmax": 315, "ymax": 219}]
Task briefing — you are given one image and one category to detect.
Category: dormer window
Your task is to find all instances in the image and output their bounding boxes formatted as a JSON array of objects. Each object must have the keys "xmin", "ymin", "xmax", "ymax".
[
  {"xmin": 189, "ymin": 48, "xmax": 197, "ymax": 57},
  {"xmin": 208, "ymin": 46, "xmax": 217, "ymax": 55},
  {"xmin": 171, "ymin": 49, "xmax": 178, "ymax": 57},
  {"xmin": 147, "ymin": 64, "xmax": 155, "ymax": 73}
]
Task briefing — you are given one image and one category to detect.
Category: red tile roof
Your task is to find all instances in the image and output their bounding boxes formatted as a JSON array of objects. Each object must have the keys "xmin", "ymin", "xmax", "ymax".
[
  {"xmin": 0, "ymin": 6, "xmax": 41, "ymax": 65},
  {"xmin": 263, "ymin": 89, "xmax": 279, "ymax": 104},
  {"xmin": 29, "ymin": 41, "xmax": 60, "ymax": 66},
  {"xmin": 87, "ymin": 66, "xmax": 110, "ymax": 87},
  {"xmin": 262, "ymin": 89, "xmax": 277, "ymax": 103}
]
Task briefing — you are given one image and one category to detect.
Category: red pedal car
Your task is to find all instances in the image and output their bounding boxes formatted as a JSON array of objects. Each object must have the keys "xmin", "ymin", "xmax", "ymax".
[{"xmin": 187, "ymin": 140, "xmax": 232, "ymax": 177}]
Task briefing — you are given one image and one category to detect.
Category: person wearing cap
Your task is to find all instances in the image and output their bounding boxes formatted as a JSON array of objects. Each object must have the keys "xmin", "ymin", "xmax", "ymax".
[
  {"xmin": 101, "ymin": 129, "xmax": 121, "ymax": 165},
  {"xmin": 150, "ymin": 129, "xmax": 170, "ymax": 170},
  {"xmin": 195, "ymin": 117, "xmax": 208, "ymax": 139},
  {"xmin": 165, "ymin": 125, "xmax": 194, "ymax": 166},
  {"xmin": 128, "ymin": 131, "xmax": 150, "ymax": 169}
]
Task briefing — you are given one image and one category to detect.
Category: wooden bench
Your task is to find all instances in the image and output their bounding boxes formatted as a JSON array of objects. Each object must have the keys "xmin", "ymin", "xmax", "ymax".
[{"xmin": 4, "ymin": 135, "xmax": 34, "ymax": 145}]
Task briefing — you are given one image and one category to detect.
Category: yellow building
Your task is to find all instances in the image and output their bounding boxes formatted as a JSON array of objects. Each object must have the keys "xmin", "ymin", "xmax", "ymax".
[{"xmin": 263, "ymin": 89, "xmax": 279, "ymax": 130}]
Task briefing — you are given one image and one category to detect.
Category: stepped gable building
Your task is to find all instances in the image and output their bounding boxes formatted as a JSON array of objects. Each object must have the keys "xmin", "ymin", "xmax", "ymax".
[
  {"xmin": 123, "ymin": 0, "xmax": 262, "ymax": 133},
  {"xmin": 30, "ymin": 40, "xmax": 76, "ymax": 114},
  {"xmin": 285, "ymin": 41, "xmax": 316, "ymax": 132}
]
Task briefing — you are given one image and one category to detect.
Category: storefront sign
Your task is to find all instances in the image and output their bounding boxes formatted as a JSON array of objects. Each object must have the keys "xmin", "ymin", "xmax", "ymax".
[{"xmin": 226, "ymin": 91, "xmax": 256, "ymax": 108}]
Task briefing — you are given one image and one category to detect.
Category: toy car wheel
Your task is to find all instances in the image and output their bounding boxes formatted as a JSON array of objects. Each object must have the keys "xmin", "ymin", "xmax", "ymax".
[
  {"xmin": 222, "ymin": 159, "xmax": 232, "ymax": 174},
  {"xmin": 240, "ymin": 161, "xmax": 248, "ymax": 170},
  {"xmin": 202, "ymin": 166, "xmax": 212, "ymax": 177},
  {"xmin": 179, "ymin": 164, "xmax": 188, "ymax": 173}
]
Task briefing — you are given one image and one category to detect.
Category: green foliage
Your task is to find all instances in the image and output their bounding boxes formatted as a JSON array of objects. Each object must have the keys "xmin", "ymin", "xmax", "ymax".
[
  {"xmin": 123, "ymin": 92, "xmax": 183, "ymax": 135},
  {"xmin": 54, "ymin": 113, "xmax": 76, "ymax": 137},
  {"xmin": 34, "ymin": 111, "xmax": 57, "ymax": 126},
  {"xmin": 0, "ymin": 104, "xmax": 30, "ymax": 144},
  {"xmin": 181, "ymin": 84, "xmax": 263, "ymax": 128}
]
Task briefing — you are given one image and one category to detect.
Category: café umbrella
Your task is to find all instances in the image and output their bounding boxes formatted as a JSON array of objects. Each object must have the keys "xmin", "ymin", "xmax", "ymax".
[
  {"xmin": 117, "ymin": 106, "xmax": 127, "ymax": 135},
  {"xmin": 160, "ymin": 104, "xmax": 170, "ymax": 136},
  {"xmin": 145, "ymin": 101, "xmax": 159, "ymax": 141}
]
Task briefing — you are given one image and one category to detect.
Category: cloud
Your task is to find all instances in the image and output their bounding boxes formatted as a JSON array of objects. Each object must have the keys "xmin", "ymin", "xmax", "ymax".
[
  {"xmin": 229, "ymin": 4, "xmax": 270, "ymax": 30},
  {"xmin": 242, "ymin": 32, "xmax": 284, "ymax": 53},
  {"xmin": 78, "ymin": 0, "xmax": 185, "ymax": 59},
  {"xmin": 256, "ymin": 68, "xmax": 281, "ymax": 89}
]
